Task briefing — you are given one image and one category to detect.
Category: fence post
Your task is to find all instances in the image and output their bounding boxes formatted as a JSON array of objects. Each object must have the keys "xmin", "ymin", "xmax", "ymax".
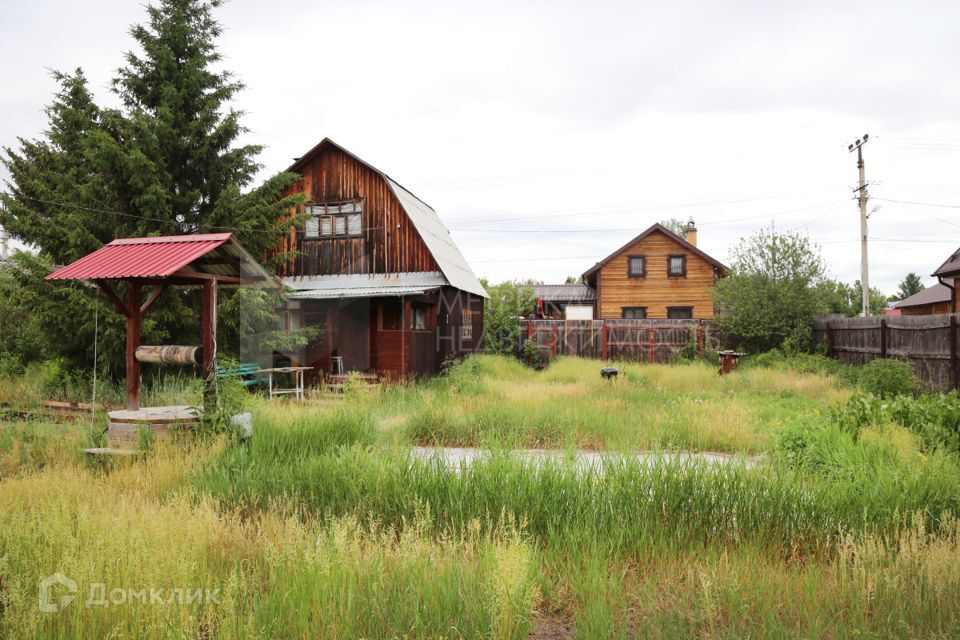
[
  {"xmin": 601, "ymin": 322, "xmax": 608, "ymax": 361},
  {"xmin": 697, "ymin": 319, "xmax": 704, "ymax": 357},
  {"xmin": 526, "ymin": 321, "xmax": 533, "ymax": 340},
  {"xmin": 879, "ymin": 318, "xmax": 887, "ymax": 359},
  {"xmin": 951, "ymin": 315, "xmax": 958, "ymax": 391},
  {"xmin": 648, "ymin": 327, "xmax": 655, "ymax": 364},
  {"xmin": 826, "ymin": 323, "xmax": 834, "ymax": 358}
]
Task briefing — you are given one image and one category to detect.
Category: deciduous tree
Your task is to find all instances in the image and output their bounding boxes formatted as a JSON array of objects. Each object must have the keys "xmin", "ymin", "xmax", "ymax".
[
  {"xmin": 481, "ymin": 279, "xmax": 537, "ymax": 355},
  {"xmin": 713, "ymin": 227, "xmax": 825, "ymax": 353}
]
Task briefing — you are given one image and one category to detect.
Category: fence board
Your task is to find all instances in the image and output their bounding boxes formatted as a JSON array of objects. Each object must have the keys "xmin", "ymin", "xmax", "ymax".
[
  {"xmin": 813, "ymin": 313, "xmax": 960, "ymax": 392},
  {"xmin": 521, "ymin": 319, "xmax": 719, "ymax": 364}
]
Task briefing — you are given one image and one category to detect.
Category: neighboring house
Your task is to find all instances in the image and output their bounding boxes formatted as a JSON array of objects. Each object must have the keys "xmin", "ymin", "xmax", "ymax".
[
  {"xmin": 535, "ymin": 221, "xmax": 725, "ymax": 320},
  {"xmin": 275, "ymin": 138, "xmax": 488, "ymax": 379},
  {"xmin": 933, "ymin": 247, "xmax": 960, "ymax": 313},
  {"xmin": 532, "ymin": 283, "xmax": 595, "ymax": 319},
  {"xmin": 890, "ymin": 283, "xmax": 952, "ymax": 316}
]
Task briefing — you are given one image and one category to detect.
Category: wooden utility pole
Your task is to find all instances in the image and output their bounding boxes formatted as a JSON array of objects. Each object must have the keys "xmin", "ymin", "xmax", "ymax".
[{"xmin": 848, "ymin": 134, "xmax": 871, "ymax": 316}]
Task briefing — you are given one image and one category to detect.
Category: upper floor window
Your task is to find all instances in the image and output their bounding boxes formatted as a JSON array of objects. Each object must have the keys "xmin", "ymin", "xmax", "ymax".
[
  {"xmin": 305, "ymin": 201, "xmax": 363, "ymax": 238},
  {"xmin": 668, "ymin": 254, "xmax": 686, "ymax": 277},
  {"xmin": 627, "ymin": 255, "xmax": 646, "ymax": 277},
  {"xmin": 622, "ymin": 307, "xmax": 647, "ymax": 319}
]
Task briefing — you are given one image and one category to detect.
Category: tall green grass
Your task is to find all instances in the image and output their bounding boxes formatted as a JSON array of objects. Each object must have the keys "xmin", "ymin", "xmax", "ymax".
[
  {"xmin": 5, "ymin": 354, "xmax": 960, "ymax": 637},
  {"xmin": 194, "ymin": 413, "xmax": 960, "ymax": 557}
]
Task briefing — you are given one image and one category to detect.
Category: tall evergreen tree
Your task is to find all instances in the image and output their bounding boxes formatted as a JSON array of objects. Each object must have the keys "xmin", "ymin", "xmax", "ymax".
[
  {"xmin": 896, "ymin": 272, "xmax": 926, "ymax": 301},
  {"xmin": 0, "ymin": 0, "xmax": 303, "ymax": 375}
]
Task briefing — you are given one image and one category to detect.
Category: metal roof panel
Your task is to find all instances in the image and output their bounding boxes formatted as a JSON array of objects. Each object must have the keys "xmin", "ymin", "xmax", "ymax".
[
  {"xmin": 45, "ymin": 233, "xmax": 276, "ymax": 286},
  {"xmin": 386, "ymin": 178, "xmax": 488, "ymax": 298},
  {"xmin": 287, "ymin": 286, "xmax": 437, "ymax": 300}
]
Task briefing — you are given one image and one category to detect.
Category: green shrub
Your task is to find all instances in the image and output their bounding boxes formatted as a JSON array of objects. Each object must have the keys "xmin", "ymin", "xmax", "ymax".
[
  {"xmin": 857, "ymin": 358, "xmax": 922, "ymax": 398},
  {"xmin": 834, "ymin": 392, "xmax": 960, "ymax": 454},
  {"xmin": 521, "ymin": 339, "xmax": 542, "ymax": 369}
]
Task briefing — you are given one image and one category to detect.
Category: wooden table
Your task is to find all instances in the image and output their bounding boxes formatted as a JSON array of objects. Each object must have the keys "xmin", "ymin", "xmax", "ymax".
[{"xmin": 257, "ymin": 366, "xmax": 313, "ymax": 401}]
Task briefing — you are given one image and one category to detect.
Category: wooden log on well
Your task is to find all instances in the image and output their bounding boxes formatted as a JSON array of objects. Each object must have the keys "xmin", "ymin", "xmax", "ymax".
[{"xmin": 135, "ymin": 345, "xmax": 202, "ymax": 365}]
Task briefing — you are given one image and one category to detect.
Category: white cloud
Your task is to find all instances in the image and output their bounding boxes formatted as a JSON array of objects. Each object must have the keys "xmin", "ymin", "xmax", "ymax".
[{"xmin": 2, "ymin": 0, "xmax": 958, "ymax": 292}]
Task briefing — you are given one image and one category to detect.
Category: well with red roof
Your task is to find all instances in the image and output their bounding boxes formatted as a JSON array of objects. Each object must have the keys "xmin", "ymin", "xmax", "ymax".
[{"xmin": 47, "ymin": 233, "xmax": 276, "ymax": 411}]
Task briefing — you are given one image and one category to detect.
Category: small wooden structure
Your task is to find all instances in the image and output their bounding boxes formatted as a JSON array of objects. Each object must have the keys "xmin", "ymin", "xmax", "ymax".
[
  {"xmin": 717, "ymin": 350, "xmax": 745, "ymax": 375},
  {"xmin": 105, "ymin": 406, "xmax": 199, "ymax": 447},
  {"xmin": 46, "ymin": 234, "xmax": 277, "ymax": 448}
]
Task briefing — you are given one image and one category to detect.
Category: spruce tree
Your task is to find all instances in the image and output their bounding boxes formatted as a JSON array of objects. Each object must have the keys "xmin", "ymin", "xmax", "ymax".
[
  {"xmin": 896, "ymin": 272, "xmax": 925, "ymax": 301},
  {"xmin": 0, "ymin": 0, "xmax": 303, "ymax": 375}
]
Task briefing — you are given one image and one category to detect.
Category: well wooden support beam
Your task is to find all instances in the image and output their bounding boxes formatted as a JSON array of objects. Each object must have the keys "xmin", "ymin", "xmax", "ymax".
[
  {"xmin": 140, "ymin": 285, "xmax": 168, "ymax": 315},
  {"xmin": 94, "ymin": 279, "xmax": 129, "ymax": 317},
  {"xmin": 201, "ymin": 279, "xmax": 218, "ymax": 382},
  {"xmin": 126, "ymin": 283, "xmax": 142, "ymax": 410}
]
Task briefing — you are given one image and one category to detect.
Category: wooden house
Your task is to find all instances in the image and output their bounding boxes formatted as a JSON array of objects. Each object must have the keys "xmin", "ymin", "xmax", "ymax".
[
  {"xmin": 933, "ymin": 247, "xmax": 960, "ymax": 313},
  {"xmin": 276, "ymin": 139, "xmax": 487, "ymax": 380},
  {"xmin": 583, "ymin": 222, "xmax": 726, "ymax": 319},
  {"xmin": 890, "ymin": 283, "xmax": 952, "ymax": 316},
  {"xmin": 537, "ymin": 222, "xmax": 726, "ymax": 320}
]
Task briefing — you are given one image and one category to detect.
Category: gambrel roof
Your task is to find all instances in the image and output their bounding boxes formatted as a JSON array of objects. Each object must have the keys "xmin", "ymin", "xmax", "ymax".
[{"xmin": 288, "ymin": 138, "xmax": 487, "ymax": 298}]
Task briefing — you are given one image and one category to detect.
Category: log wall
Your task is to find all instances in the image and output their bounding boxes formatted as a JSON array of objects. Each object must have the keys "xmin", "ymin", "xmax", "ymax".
[
  {"xmin": 595, "ymin": 231, "xmax": 720, "ymax": 319},
  {"xmin": 278, "ymin": 144, "xmax": 439, "ymax": 277}
]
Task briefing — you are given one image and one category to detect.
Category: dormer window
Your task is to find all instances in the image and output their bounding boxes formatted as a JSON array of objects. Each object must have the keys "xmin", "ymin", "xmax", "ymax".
[{"xmin": 305, "ymin": 201, "xmax": 363, "ymax": 238}]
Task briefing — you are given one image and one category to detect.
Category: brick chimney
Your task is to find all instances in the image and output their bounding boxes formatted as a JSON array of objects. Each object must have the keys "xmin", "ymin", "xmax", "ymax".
[{"xmin": 686, "ymin": 218, "xmax": 697, "ymax": 246}]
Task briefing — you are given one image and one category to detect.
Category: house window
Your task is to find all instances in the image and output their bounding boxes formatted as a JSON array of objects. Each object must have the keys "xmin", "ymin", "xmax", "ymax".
[
  {"xmin": 627, "ymin": 255, "xmax": 646, "ymax": 277},
  {"xmin": 667, "ymin": 306, "xmax": 693, "ymax": 319},
  {"xmin": 461, "ymin": 308, "xmax": 473, "ymax": 340},
  {"xmin": 380, "ymin": 299, "xmax": 403, "ymax": 330},
  {"xmin": 279, "ymin": 300, "xmax": 301, "ymax": 331},
  {"xmin": 622, "ymin": 307, "xmax": 647, "ymax": 319},
  {"xmin": 304, "ymin": 201, "xmax": 363, "ymax": 238},
  {"xmin": 410, "ymin": 304, "xmax": 428, "ymax": 331},
  {"xmin": 668, "ymin": 255, "xmax": 686, "ymax": 277}
]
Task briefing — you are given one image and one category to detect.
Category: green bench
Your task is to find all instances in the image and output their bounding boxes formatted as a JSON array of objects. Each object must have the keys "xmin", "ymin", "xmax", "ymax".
[{"xmin": 216, "ymin": 363, "xmax": 264, "ymax": 387}]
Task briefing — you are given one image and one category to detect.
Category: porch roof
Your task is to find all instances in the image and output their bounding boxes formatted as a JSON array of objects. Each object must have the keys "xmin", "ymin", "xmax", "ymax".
[
  {"xmin": 287, "ymin": 285, "xmax": 438, "ymax": 300},
  {"xmin": 283, "ymin": 271, "xmax": 447, "ymax": 300}
]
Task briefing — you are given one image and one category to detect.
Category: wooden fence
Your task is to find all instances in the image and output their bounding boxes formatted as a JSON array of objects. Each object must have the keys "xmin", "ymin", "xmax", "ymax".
[
  {"xmin": 812, "ymin": 313, "xmax": 960, "ymax": 391},
  {"xmin": 521, "ymin": 319, "xmax": 719, "ymax": 363}
]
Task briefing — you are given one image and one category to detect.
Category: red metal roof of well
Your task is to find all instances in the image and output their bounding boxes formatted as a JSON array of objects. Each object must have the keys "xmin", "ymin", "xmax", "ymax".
[{"xmin": 46, "ymin": 233, "xmax": 233, "ymax": 280}]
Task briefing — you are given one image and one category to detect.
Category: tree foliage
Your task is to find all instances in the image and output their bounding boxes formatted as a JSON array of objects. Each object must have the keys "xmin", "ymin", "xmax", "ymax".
[
  {"xmin": 481, "ymin": 279, "xmax": 536, "ymax": 355},
  {"xmin": 713, "ymin": 227, "xmax": 826, "ymax": 353},
  {"xmin": 816, "ymin": 279, "xmax": 888, "ymax": 317},
  {"xmin": 659, "ymin": 218, "xmax": 689, "ymax": 239},
  {"xmin": 895, "ymin": 272, "xmax": 926, "ymax": 301},
  {"xmin": 0, "ymin": 0, "xmax": 303, "ymax": 375}
]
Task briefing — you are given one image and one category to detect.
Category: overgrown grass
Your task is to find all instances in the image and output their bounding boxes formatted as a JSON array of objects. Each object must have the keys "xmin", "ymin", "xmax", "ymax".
[
  {"xmin": 0, "ymin": 362, "xmax": 202, "ymax": 409},
  {"xmin": 4, "ymin": 354, "xmax": 960, "ymax": 637},
  {"xmin": 0, "ymin": 444, "xmax": 538, "ymax": 639},
  {"xmin": 400, "ymin": 355, "xmax": 848, "ymax": 453}
]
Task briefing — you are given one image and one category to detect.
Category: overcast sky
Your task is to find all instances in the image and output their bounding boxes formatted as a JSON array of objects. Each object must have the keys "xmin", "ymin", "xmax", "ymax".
[{"xmin": 3, "ymin": 0, "xmax": 960, "ymax": 294}]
